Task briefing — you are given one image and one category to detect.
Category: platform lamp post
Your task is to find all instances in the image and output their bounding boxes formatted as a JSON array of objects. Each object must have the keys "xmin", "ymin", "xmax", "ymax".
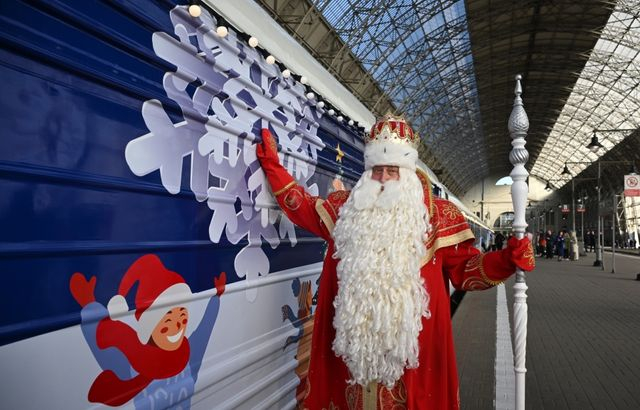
[
  {"xmin": 585, "ymin": 128, "xmax": 637, "ymax": 269},
  {"xmin": 577, "ymin": 192, "xmax": 589, "ymax": 255},
  {"xmin": 533, "ymin": 197, "xmax": 550, "ymax": 233},
  {"xmin": 543, "ymin": 180, "xmax": 565, "ymax": 232},
  {"xmin": 508, "ymin": 75, "xmax": 529, "ymax": 410},
  {"xmin": 526, "ymin": 201, "xmax": 544, "ymax": 238},
  {"xmin": 542, "ymin": 199, "xmax": 548, "ymax": 232},
  {"xmin": 612, "ymin": 193, "xmax": 621, "ymax": 273},
  {"xmin": 609, "ymin": 164, "xmax": 637, "ymax": 273},
  {"xmin": 529, "ymin": 201, "xmax": 546, "ymax": 236}
]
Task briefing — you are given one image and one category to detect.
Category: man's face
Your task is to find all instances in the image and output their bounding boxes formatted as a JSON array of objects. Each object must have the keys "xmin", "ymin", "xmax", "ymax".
[
  {"xmin": 151, "ymin": 307, "xmax": 188, "ymax": 350},
  {"xmin": 371, "ymin": 165, "xmax": 400, "ymax": 183}
]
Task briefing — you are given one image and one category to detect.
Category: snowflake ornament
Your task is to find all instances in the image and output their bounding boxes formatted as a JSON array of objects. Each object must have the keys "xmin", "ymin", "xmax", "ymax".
[{"xmin": 126, "ymin": 6, "xmax": 325, "ymax": 300}]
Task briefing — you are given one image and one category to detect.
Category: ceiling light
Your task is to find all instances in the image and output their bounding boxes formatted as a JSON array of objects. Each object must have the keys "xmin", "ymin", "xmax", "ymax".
[{"xmin": 587, "ymin": 133, "xmax": 604, "ymax": 152}]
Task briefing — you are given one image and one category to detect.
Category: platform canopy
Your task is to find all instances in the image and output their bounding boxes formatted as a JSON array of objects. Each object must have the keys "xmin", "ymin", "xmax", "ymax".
[{"xmin": 254, "ymin": 0, "xmax": 640, "ymax": 197}]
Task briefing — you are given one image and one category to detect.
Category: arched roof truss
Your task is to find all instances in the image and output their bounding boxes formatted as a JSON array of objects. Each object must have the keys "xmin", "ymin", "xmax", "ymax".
[
  {"xmin": 256, "ymin": 0, "xmax": 636, "ymax": 196},
  {"xmin": 532, "ymin": 1, "xmax": 640, "ymax": 186},
  {"xmin": 312, "ymin": 0, "xmax": 488, "ymax": 193}
]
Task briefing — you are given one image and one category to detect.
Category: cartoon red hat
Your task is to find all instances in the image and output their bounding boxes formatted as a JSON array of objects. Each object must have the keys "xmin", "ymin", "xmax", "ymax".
[{"xmin": 107, "ymin": 254, "xmax": 194, "ymax": 343}]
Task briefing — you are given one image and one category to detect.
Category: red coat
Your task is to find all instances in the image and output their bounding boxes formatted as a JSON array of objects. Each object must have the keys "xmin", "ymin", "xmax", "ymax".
[{"xmin": 258, "ymin": 147, "xmax": 518, "ymax": 409}]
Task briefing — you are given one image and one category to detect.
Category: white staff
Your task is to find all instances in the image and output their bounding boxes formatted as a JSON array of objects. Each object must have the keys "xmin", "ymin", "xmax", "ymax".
[{"xmin": 508, "ymin": 74, "xmax": 530, "ymax": 410}]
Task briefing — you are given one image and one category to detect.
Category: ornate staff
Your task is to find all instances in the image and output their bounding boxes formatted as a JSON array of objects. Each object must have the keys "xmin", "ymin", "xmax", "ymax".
[{"xmin": 508, "ymin": 74, "xmax": 529, "ymax": 410}]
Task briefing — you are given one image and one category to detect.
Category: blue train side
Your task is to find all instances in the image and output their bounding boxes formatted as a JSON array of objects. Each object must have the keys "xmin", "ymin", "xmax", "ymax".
[{"xmin": 0, "ymin": 1, "xmax": 491, "ymax": 408}]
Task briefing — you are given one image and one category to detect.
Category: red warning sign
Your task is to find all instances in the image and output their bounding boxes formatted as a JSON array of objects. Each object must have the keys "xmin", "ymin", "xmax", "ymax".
[{"xmin": 624, "ymin": 174, "xmax": 640, "ymax": 197}]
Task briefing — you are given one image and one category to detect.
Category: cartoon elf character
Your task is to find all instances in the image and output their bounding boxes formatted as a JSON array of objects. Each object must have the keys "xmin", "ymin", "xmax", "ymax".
[
  {"xmin": 281, "ymin": 278, "xmax": 314, "ymax": 350},
  {"xmin": 281, "ymin": 277, "xmax": 316, "ymax": 403},
  {"xmin": 70, "ymin": 254, "xmax": 225, "ymax": 408}
]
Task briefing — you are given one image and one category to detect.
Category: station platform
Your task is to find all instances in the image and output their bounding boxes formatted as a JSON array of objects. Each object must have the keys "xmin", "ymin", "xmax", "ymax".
[{"xmin": 452, "ymin": 250, "xmax": 640, "ymax": 409}]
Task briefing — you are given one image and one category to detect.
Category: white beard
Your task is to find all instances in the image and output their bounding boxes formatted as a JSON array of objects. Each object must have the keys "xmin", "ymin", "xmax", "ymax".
[{"xmin": 331, "ymin": 168, "xmax": 431, "ymax": 388}]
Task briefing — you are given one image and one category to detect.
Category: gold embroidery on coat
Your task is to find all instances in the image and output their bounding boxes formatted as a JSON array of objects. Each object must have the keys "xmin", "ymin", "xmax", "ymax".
[
  {"xmin": 273, "ymin": 180, "xmax": 297, "ymax": 196},
  {"xmin": 478, "ymin": 254, "xmax": 504, "ymax": 286},
  {"xmin": 345, "ymin": 383, "xmax": 361, "ymax": 410},
  {"xmin": 442, "ymin": 203, "xmax": 462, "ymax": 221},
  {"xmin": 523, "ymin": 242, "xmax": 535, "ymax": 267},
  {"xmin": 379, "ymin": 379, "xmax": 408, "ymax": 409},
  {"xmin": 284, "ymin": 189, "xmax": 303, "ymax": 211}
]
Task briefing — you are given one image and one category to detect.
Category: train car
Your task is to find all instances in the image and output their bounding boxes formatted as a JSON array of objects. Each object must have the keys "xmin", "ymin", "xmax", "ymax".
[
  {"xmin": 1, "ymin": 1, "xmax": 490, "ymax": 409},
  {"xmin": 445, "ymin": 191, "xmax": 493, "ymax": 253},
  {"xmin": 0, "ymin": 2, "xmax": 363, "ymax": 408},
  {"xmin": 417, "ymin": 160, "xmax": 493, "ymax": 253}
]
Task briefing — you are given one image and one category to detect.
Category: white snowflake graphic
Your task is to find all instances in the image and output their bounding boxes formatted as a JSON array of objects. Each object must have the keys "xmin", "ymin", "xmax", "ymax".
[{"xmin": 125, "ymin": 6, "xmax": 324, "ymax": 301}]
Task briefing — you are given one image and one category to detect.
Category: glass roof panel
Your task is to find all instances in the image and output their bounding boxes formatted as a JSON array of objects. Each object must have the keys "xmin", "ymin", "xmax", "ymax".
[
  {"xmin": 309, "ymin": 0, "xmax": 488, "ymax": 190},
  {"xmin": 531, "ymin": 0, "xmax": 640, "ymax": 185}
]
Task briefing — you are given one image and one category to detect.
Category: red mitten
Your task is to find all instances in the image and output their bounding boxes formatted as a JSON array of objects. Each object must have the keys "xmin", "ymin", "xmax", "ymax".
[
  {"xmin": 256, "ymin": 128, "xmax": 296, "ymax": 195},
  {"xmin": 70, "ymin": 272, "xmax": 97, "ymax": 307},
  {"xmin": 506, "ymin": 236, "xmax": 535, "ymax": 271},
  {"xmin": 256, "ymin": 128, "xmax": 280, "ymax": 163},
  {"xmin": 215, "ymin": 272, "xmax": 227, "ymax": 297}
]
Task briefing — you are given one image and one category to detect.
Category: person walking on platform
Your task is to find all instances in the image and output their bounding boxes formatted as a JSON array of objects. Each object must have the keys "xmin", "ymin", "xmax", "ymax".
[
  {"xmin": 495, "ymin": 231, "xmax": 505, "ymax": 250},
  {"xmin": 537, "ymin": 230, "xmax": 547, "ymax": 257},
  {"xmin": 555, "ymin": 230, "xmax": 566, "ymax": 261},
  {"xmin": 545, "ymin": 229, "xmax": 555, "ymax": 259},
  {"xmin": 583, "ymin": 231, "xmax": 589, "ymax": 252},
  {"xmin": 256, "ymin": 114, "xmax": 535, "ymax": 410},
  {"xmin": 587, "ymin": 230, "xmax": 596, "ymax": 252},
  {"xmin": 570, "ymin": 230, "xmax": 579, "ymax": 261}
]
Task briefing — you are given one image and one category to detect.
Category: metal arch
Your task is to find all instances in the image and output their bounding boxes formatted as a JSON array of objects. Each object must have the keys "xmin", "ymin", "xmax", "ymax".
[
  {"xmin": 534, "ymin": 98, "xmax": 636, "ymax": 181},
  {"xmin": 529, "ymin": 2, "xmax": 640, "ymax": 187},
  {"xmin": 256, "ymin": 0, "xmax": 639, "ymax": 196},
  {"xmin": 393, "ymin": 37, "xmax": 473, "ymax": 112},
  {"xmin": 533, "ymin": 103, "xmax": 639, "ymax": 184},
  {"xmin": 378, "ymin": 37, "xmax": 472, "ymax": 106},
  {"xmin": 556, "ymin": 133, "xmax": 640, "ymax": 208},
  {"xmin": 254, "ymin": 0, "xmax": 397, "ymax": 115},
  {"xmin": 401, "ymin": 76, "xmax": 473, "ymax": 124},
  {"xmin": 325, "ymin": 0, "xmax": 396, "ymax": 66},
  {"xmin": 305, "ymin": 0, "xmax": 488, "ymax": 194},
  {"xmin": 467, "ymin": 0, "xmax": 615, "ymax": 182},
  {"xmin": 330, "ymin": 0, "xmax": 461, "ymax": 70}
]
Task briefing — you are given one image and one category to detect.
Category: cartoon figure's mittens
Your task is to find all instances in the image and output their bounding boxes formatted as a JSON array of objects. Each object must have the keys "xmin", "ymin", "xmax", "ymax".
[
  {"xmin": 70, "ymin": 272, "xmax": 97, "ymax": 307},
  {"xmin": 215, "ymin": 272, "xmax": 227, "ymax": 296}
]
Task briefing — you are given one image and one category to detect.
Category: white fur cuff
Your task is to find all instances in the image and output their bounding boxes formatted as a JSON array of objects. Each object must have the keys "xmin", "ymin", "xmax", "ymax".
[
  {"xmin": 364, "ymin": 142, "xmax": 418, "ymax": 170},
  {"xmin": 107, "ymin": 294, "xmax": 129, "ymax": 318}
]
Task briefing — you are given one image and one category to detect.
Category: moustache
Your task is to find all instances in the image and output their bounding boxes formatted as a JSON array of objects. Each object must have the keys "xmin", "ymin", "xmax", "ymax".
[{"xmin": 352, "ymin": 178, "xmax": 402, "ymax": 210}]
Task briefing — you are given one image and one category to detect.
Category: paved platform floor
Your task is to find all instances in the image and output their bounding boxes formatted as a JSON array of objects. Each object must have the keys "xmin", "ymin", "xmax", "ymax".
[{"xmin": 453, "ymin": 250, "xmax": 640, "ymax": 409}]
